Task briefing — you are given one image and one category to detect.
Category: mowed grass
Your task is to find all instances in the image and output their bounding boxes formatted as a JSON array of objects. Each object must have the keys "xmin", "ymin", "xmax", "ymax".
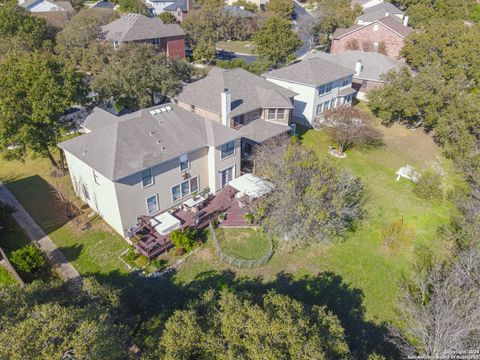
[
  {"xmin": 220, "ymin": 227, "xmax": 271, "ymax": 259},
  {"xmin": 0, "ymin": 156, "xmax": 130, "ymax": 284},
  {"xmin": 217, "ymin": 40, "xmax": 253, "ymax": 54},
  {"xmin": 172, "ymin": 116, "xmax": 456, "ymax": 324}
]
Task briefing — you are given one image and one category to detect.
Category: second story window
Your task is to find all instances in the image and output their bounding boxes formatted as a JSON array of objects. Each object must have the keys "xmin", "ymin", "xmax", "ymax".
[
  {"xmin": 233, "ymin": 114, "xmax": 245, "ymax": 127},
  {"xmin": 267, "ymin": 109, "xmax": 276, "ymax": 120},
  {"xmin": 141, "ymin": 168, "xmax": 153, "ymax": 188},
  {"xmin": 221, "ymin": 141, "xmax": 235, "ymax": 159},
  {"xmin": 153, "ymin": 38, "xmax": 161, "ymax": 45},
  {"xmin": 276, "ymin": 109, "xmax": 285, "ymax": 120},
  {"xmin": 179, "ymin": 154, "xmax": 189, "ymax": 171},
  {"xmin": 318, "ymin": 82, "xmax": 332, "ymax": 95},
  {"xmin": 342, "ymin": 77, "xmax": 350, "ymax": 86},
  {"xmin": 113, "ymin": 41, "xmax": 120, "ymax": 50}
]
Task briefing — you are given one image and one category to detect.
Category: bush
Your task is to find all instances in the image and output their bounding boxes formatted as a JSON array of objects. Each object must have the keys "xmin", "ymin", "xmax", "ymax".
[
  {"xmin": 10, "ymin": 245, "xmax": 46, "ymax": 274},
  {"xmin": 244, "ymin": 212, "xmax": 254, "ymax": 224},
  {"xmin": 124, "ymin": 246, "xmax": 139, "ymax": 263},
  {"xmin": 381, "ymin": 218, "xmax": 407, "ymax": 251},
  {"xmin": 414, "ymin": 170, "xmax": 443, "ymax": 201},
  {"xmin": 158, "ymin": 12, "xmax": 176, "ymax": 24},
  {"xmin": 170, "ymin": 227, "xmax": 197, "ymax": 253}
]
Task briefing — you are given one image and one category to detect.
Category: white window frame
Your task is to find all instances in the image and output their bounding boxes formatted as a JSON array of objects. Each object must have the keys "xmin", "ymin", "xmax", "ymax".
[
  {"xmin": 113, "ymin": 41, "xmax": 120, "ymax": 50},
  {"xmin": 146, "ymin": 194, "xmax": 159, "ymax": 214},
  {"xmin": 170, "ymin": 176, "xmax": 199, "ymax": 203},
  {"xmin": 220, "ymin": 141, "xmax": 236, "ymax": 160},
  {"xmin": 220, "ymin": 165, "xmax": 235, "ymax": 189},
  {"xmin": 179, "ymin": 154, "xmax": 189, "ymax": 172},
  {"xmin": 141, "ymin": 168, "xmax": 154, "ymax": 188}
]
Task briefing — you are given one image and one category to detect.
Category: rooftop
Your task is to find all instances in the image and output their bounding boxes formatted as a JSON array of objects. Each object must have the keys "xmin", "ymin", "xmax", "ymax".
[
  {"xmin": 357, "ymin": 2, "xmax": 404, "ymax": 23},
  {"xmin": 176, "ymin": 67, "xmax": 297, "ymax": 117},
  {"xmin": 333, "ymin": 16, "xmax": 412, "ymax": 39},
  {"xmin": 164, "ymin": 0, "xmax": 189, "ymax": 12},
  {"xmin": 59, "ymin": 104, "xmax": 241, "ymax": 181},
  {"xmin": 310, "ymin": 50, "xmax": 403, "ymax": 82},
  {"xmin": 265, "ymin": 57, "xmax": 355, "ymax": 87},
  {"xmin": 100, "ymin": 13, "xmax": 184, "ymax": 42},
  {"xmin": 238, "ymin": 118, "xmax": 291, "ymax": 144}
]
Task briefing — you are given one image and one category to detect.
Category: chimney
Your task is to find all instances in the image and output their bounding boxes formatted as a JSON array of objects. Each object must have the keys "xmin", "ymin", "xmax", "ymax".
[
  {"xmin": 221, "ymin": 88, "xmax": 231, "ymax": 127},
  {"xmin": 355, "ymin": 60, "xmax": 363, "ymax": 76},
  {"xmin": 403, "ymin": 15, "xmax": 409, "ymax": 26},
  {"xmin": 186, "ymin": 0, "xmax": 192, "ymax": 11}
]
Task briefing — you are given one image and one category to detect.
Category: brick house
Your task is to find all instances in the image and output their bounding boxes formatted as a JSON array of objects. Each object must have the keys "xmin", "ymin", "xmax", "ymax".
[
  {"xmin": 101, "ymin": 13, "xmax": 185, "ymax": 59},
  {"xmin": 331, "ymin": 16, "xmax": 413, "ymax": 59}
]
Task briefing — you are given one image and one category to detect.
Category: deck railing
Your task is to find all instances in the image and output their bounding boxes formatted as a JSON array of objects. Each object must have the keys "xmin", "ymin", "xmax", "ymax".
[{"xmin": 209, "ymin": 222, "xmax": 273, "ymax": 268}]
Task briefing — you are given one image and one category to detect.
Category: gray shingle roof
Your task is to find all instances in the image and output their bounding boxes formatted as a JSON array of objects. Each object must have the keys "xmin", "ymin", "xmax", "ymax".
[
  {"xmin": 176, "ymin": 67, "xmax": 297, "ymax": 117},
  {"xmin": 357, "ymin": 2, "xmax": 404, "ymax": 23},
  {"xmin": 238, "ymin": 119, "xmax": 291, "ymax": 143},
  {"xmin": 59, "ymin": 103, "xmax": 240, "ymax": 181},
  {"xmin": 223, "ymin": 5, "xmax": 256, "ymax": 17},
  {"xmin": 310, "ymin": 50, "xmax": 403, "ymax": 82},
  {"xmin": 21, "ymin": 0, "xmax": 73, "ymax": 11},
  {"xmin": 101, "ymin": 13, "xmax": 184, "ymax": 42},
  {"xmin": 334, "ymin": 15, "xmax": 412, "ymax": 39},
  {"xmin": 164, "ymin": 0, "xmax": 189, "ymax": 11},
  {"xmin": 265, "ymin": 57, "xmax": 355, "ymax": 87}
]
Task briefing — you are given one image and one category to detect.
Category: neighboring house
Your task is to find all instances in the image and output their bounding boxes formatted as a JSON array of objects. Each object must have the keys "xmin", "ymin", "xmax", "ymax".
[
  {"xmin": 100, "ymin": 13, "xmax": 186, "ymax": 59},
  {"xmin": 356, "ymin": 2, "xmax": 408, "ymax": 26},
  {"xmin": 354, "ymin": 0, "xmax": 384, "ymax": 10},
  {"xmin": 145, "ymin": 0, "xmax": 192, "ymax": 21},
  {"xmin": 312, "ymin": 50, "xmax": 403, "ymax": 99},
  {"xmin": 331, "ymin": 16, "xmax": 413, "ymax": 59},
  {"xmin": 264, "ymin": 57, "xmax": 356, "ymax": 126},
  {"xmin": 19, "ymin": 0, "xmax": 73, "ymax": 27},
  {"xmin": 174, "ymin": 67, "xmax": 297, "ymax": 155},
  {"xmin": 59, "ymin": 104, "xmax": 241, "ymax": 236},
  {"xmin": 223, "ymin": 5, "xmax": 257, "ymax": 18},
  {"xmin": 225, "ymin": 0, "xmax": 267, "ymax": 11},
  {"xmin": 90, "ymin": 1, "xmax": 116, "ymax": 9}
]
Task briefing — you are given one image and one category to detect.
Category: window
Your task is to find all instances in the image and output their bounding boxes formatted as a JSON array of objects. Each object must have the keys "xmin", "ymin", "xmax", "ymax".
[
  {"xmin": 267, "ymin": 109, "xmax": 276, "ymax": 120},
  {"xmin": 179, "ymin": 154, "xmax": 189, "ymax": 171},
  {"xmin": 171, "ymin": 177, "xmax": 199, "ymax": 202},
  {"xmin": 373, "ymin": 42, "xmax": 379, "ymax": 52},
  {"xmin": 233, "ymin": 114, "xmax": 245, "ymax": 127},
  {"xmin": 221, "ymin": 166, "xmax": 234, "ymax": 188},
  {"xmin": 191, "ymin": 105, "xmax": 195, "ymax": 113},
  {"xmin": 146, "ymin": 194, "xmax": 159, "ymax": 214},
  {"xmin": 141, "ymin": 168, "xmax": 153, "ymax": 188},
  {"xmin": 113, "ymin": 41, "xmax": 119, "ymax": 50},
  {"xmin": 276, "ymin": 109, "xmax": 285, "ymax": 119},
  {"xmin": 316, "ymin": 104, "xmax": 322, "ymax": 115},
  {"xmin": 153, "ymin": 38, "xmax": 160, "ymax": 45},
  {"xmin": 325, "ymin": 82, "xmax": 332, "ymax": 92},
  {"xmin": 318, "ymin": 82, "xmax": 332, "ymax": 95},
  {"xmin": 373, "ymin": 24, "xmax": 379, "ymax": 31},
  {"xmin": 221, "ymin": 141, "xmax": 235, "ymax": 159},
  {"xmin": 318, "ymin": 84, "xmax": 325, "ymax": 95},
  {"xmin": 93, "ymin": 170, "xmax": 100, "ymax": 185},
  {"xmin": 342, "ymin": 77, "xmax": 350, "ymax": 86}
]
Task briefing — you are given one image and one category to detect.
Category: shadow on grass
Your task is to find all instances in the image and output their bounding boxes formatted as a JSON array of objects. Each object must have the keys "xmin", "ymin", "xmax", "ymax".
[
  {"xmin": 6, "ymin": 175, "xmax": 70, "ymax": 236},
  {"xmin": 88, "ymin": 268, "xmax": 399, "ymax": 359},
  {"xmin": 57, "ymin": 244, "xmax": 83, "ymax": 264}
]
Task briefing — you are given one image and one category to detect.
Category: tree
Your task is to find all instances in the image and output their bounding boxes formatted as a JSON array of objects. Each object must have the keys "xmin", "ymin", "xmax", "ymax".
[
  {"xmin": 170, "ymin": 227, "xmax": 197, "ymax": 253},
  {"xmin": 250, "ymin": 134, "xmax": 291, "ymax": 178},
  {"xmin": 156, "ymin": 289, "xmax": 351, "ymax": 359},
  {"xmin": 0, "ymin": 3, "xmax": 53, "ymax": 52},
  {"xmin": 254, "ymin": 143, "xmax": 364, "ymax": 248},
  {"xmin": 266, "ymin": 0, "xmax": 295, "ymax": 18},
  {"xmin": 314, "ymin": 0, "xmax": 361, "ymax": 48},
  {"xmin": 401, "ymin": 20, "xmax": 480, "ymax": 87},
  {"xmin": 91, "ymin": 43, "xmax": 194, "ymax": 109},
  {"xmin": 117, "ymin": 0, "xmax": 149, "ymax": 15},
  {"xmin": 158, "ymin": 11, "xmax": 177, "ymax": 24},
  {"xmin": 320, "ymin": 106, "xmax": 383, "ymax": 154},
  {"xmin": 10, "ymin": 245, "xmax": 46, "ymax": 274},
  {"xmin": 232, "ymin": 0, "xmax": 258, "ymax": 13},
  {"xmin": 0, "ymin": 51, "xmax": 85, "ymax": 170},
  {"xmin": 389, "ymin": 248, "xmax": 480, "ymax": 357},
  {"xmin": 252, "ymin": 17, "xmax": 302, "ymax": 68},
  {"xmin": 55, "ymin": 8, "xmax": 115, "ymax": 73},
  {"xmin": 0, "ymin": 278, "xmax": 129, "ymax": 359}
]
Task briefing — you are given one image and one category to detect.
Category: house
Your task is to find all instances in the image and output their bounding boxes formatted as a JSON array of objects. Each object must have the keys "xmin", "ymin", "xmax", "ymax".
[
  {"xmin": 100, "ymin": 13, "xmax": 186, "ymax": 59},
  {"xmin": 145, "ymin": 0, "xmax": 192, "ymax": 21},
  {"xmin": 356, "ymin": 2, "xmax": 407, "ymax": 26},
  {"xmin": 354, "ymin": 0, "xmax": 385, "ymax": 10},
  {"xmin": 223, "ymin": 5, "xmax": 257, "ymax": 18},
  {"xmin": 264, "ymin": 57, "xmax": 356, "ymax": 126},
  {"xmin": 312, "ymin": 50, "xmax": 403, "ymax": 99},
  {"xmin": 225, "ymin": 0, "xmax": 267, "ymax": 11},
  {"xmin": 175, "ymin": 67, "xmax": 297, "ymax": 155},
  {"xmin": 90, "ymin": 1, "xmax": 116, "ymax": 9},
  {"xmin": 19, "ymin": 0, "xmax": 73, "ymax": 27},
  {"xmin": 58, "ymin": 104, "xmax": 242, "ymax": 237},
  {"xmin": 331, "ymin": 16, "xmax": 413, "ymax": 59}
]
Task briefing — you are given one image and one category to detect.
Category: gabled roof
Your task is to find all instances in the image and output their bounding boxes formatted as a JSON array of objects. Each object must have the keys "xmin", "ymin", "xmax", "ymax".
[
  {"xmin": 333, "ymin": 16, "xmax": 412, "ymax": 39},
  {"xmin": 265, "ymin": 57, "xmax": 355, "ymax": 87},
  {"xmin": 176, "ymin": 67, "xmax": 297, "ymax": 117},
  {"xmin": 238, "ymin": 118, "xmax": 291, "ymax": 143},
  {"xmin": 59, "ymin": 104, "xmax": 240, "ymax": 181},
  {"xmin": 310, "ymin": 50, "xmax": 403, "ymax": 82},
  {"xmin": 357, "ymin": 2, "xmax": 404, "ymax": 23},
  {"xmin": 21, "ymin": 0, "xmax": 73, "ymax": 11},
  {"xmin": 164, "ymin": 0, "xmax": 189, "ymax": 11},
  {"xmin": 91, "ymin": 1, "xmax": 115, "ymax": 8},
  {"xmin": 101, "ymin": 13, "xmax": 184, "ymax": 42},
  {"xmin": 223, "ymin": 5, "xmax": 256, "ymax": 17}
]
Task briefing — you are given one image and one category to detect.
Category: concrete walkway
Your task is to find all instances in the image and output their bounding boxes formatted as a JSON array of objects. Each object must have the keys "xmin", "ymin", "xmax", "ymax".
[{"xmin": 0, "ymin": 182, "xmax": 81, "ymax": 284}]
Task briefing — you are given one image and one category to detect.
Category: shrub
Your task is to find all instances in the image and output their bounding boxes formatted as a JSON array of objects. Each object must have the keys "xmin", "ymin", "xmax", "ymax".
[
  {"xmin": 381, "ymin": 218, "xmax": 406, "ymax": 251},
  {"xmin": 10, "ymin": 245, "xmax": 46, "ymax": 274},
  {"xmin": 244, "ymin": 212, "xmax": 255, "ymax": 224},
  {"xmin": 170, "ymin": 227, "xmax": 197, "ymax": 253},
  {"xmin": 414, "ymin": 170, "xmax": 443, "ymax": 201},
  {"xmin": 158, "ymin": 12, "xmax": 176, "ymax": 24},
  {"xmin": 124, "ymin": 246, "xmax": 138, "ymax": 263}
]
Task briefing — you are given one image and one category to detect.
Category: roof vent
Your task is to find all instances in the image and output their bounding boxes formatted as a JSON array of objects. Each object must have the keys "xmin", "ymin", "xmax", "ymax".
[
  {"xmin": 149, "ymin": 110, "xmax": 156, "ymax": 115},
  {"xmin": 165, "ymin": 105, "xmax": 172, "ymax": 111},
  {"xmin": 160, "ymin": 107, "xmax": 167, "ymax": 112},
  {"xmin": 156, "ymin": 139, "xmax": 162, "ymax": 144},
  {"xmin": 160, "ymin": 146, "xmax": 166, "ymax": 151},
  {"xmin": 149, "ymin": 131, "xmax": 155, "ymax": 136},
  {"xmin": 154, "ymin": 109, "xmax": 161, "ymax": 114}
]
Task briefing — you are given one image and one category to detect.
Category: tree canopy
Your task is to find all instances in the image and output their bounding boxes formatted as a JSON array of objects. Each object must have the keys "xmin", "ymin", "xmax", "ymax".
[
  {"xmin": 265, "ymin": 0, "xmax": 295, "ymax": 19},
  {"xmin": 91, "ymin": 43, "xmax": 194, "ymax": 109},
  {"xmin": 252, "ymin": 17, "xmax": 302, "ymax": 68},
  {"xmin": 0, "ymin": 51, "xmax": 85, "ymax": 169},
  {"xmin": 156, "ymin": 289, "xmax": 351, "ymax": 359}
]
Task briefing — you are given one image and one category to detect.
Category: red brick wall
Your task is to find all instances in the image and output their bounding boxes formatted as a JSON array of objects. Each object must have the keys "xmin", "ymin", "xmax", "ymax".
[
  {"xmin": 159, "ymin": 36, "xmax": 185, "ymax": 59},
  {"xmin": 331, "ymin": 22, "xmax": 405, "ymax": 59}
]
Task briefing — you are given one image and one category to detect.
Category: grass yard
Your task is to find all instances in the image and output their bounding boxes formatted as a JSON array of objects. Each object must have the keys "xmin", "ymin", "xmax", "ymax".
[
  {"xmin": 219, "ymin": 227, "xmax": 271, "ymax": 259},
  {"xmin": 0, "ymin": 156, "xmax": 131, "ymax": 285},
  {"xmin": 217, "ymin": 40, "xmax": 254, "ymax": 55}
]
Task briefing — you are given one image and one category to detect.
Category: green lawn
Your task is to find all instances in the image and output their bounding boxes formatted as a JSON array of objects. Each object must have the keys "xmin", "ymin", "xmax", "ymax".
[
  {"xmin": 217, "ymin": 40, "xmax": 253, "ymax": 55},
  {"xmin": 219, "ymin": 227, "xmax": 271, "ymax": 260},
  {"xmin": 0, "ymin": 156, "xmax": 131, "ymax": 285}
]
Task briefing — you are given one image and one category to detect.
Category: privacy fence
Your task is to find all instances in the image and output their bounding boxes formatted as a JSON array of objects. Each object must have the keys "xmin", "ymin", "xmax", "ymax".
[{"xmin": 209, "ymin": 222, "xmax": 273, "ymax": 269}]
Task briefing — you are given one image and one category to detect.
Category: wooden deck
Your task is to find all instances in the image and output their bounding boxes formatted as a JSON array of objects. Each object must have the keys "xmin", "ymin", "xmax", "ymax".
[{"xmin": 130, "ymin": 186, "xmax": 250, "ymax": 259}]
